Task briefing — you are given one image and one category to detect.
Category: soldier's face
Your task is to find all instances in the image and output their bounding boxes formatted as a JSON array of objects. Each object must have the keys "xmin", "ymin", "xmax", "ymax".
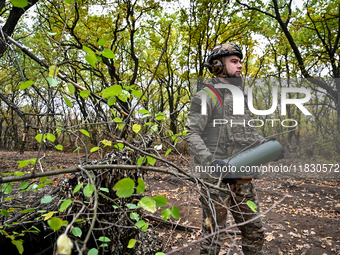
[{"xmin": 224, "ymin": 55, "xmax": 242, "ymax": 78}]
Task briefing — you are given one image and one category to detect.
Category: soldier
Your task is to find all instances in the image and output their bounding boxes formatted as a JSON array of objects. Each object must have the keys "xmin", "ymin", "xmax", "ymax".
[{"xmin": 185, "ymin": 43, "xmax": 265, "ymax": 255}]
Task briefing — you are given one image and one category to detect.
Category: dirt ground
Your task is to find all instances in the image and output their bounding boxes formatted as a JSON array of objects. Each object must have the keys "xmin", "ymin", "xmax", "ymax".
[{"xmin": 1, "ymin": 150, "xmax": 340, "ymax": 255}]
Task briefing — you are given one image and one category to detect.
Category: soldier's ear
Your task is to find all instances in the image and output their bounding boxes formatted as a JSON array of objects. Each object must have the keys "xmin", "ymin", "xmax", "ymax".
[{"xmin": 212, "ymin": 59, "xmax": 223, "ymax": 76}]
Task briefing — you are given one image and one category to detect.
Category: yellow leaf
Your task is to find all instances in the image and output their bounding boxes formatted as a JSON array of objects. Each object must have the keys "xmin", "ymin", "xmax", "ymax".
[
  {"xmin": 43, "ymin": 211, "xmax": 54, "ymax": 221},
  {"xmin": 49, "ymin": 65, "xmax": 59, "ymax": 77},
  {"xmin": 57, "ymin": 234, "xmax": 73, "ymax": 255},
  {"xmin": 132, "ymin": 124, "xmax": 141, "ymax": 133}
]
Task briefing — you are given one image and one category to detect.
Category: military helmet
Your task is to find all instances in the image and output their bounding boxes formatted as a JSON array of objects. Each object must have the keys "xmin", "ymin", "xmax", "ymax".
[{"xmin": 206, "ymin": 43, "xmax": 243, "ymax": 65}]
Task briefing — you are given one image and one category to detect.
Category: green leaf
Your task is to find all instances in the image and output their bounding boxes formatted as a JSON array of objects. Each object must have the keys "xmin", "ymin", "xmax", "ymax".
[
  {"xmin": 99, "ymin": 236, "xmax": 111, "ymax": 242},
  {"xmin": 85, "ymin": 53, "xmax": 97, "ymax": 67},
  {"xmin": 59, "ymin": 199, "xmax": 72, "ymax": 212},
  {"xmin": 41, "ymin": 195, "xmax": 53, "ymax": 204},
  {"xmin": 2, "ymin": 183, "xmax": 12, "ymax": 194},
  {"xmin": 141, "ymin": 113, "xmax": 152, "ymax": 119},
  {"xmin": 20, "ymin": 182, "xmax": 28, "ymax": 189},
  {"xmin": 155, "ymin": 253, "xmax": 166, "ymax": 255},
  {"xmin": 90, "ymin": 147, "xmax": 99, "ymax": 153},
  {"xmin": 102, "ymin": 49, "xmax": 115, "ymax": 59},
  {"xmin": 246, "ymin": 200, "xmax": 257, "ymax": 213},
  {"xmin": 19, "ymin": 80, "xmax": 34, "ymax": 90},
  {"xmin": 131, "ymin": 90, "xmax": 143, "ymax": 98},
  {"xmin": 1, "ymin": 209, "xmax": 9, "ymax": 216},
  {"xmin": 138, "ymin": 109, "xmax": 149, "ymax": 114},
  {"xmin": 55, "ymin": 144, "xmax": 63, "ymax": 151},
  {"xmin": 83, "ymin": 184, "xmax": 95, "ymax": 197},
  {"xmin": 64, "ymin": 97, "xmax": 72, "ymax": 108},
  {"xmin": 100, "ymin": 187, "xmax": 109, "ymax": 193},
  {"xmin": 17, "ymin": 160, "xmax": 30, "ymax": 168},
  {"xmin": 137, "ymin": 157, "xmax": 146, "ymax": 165},
  {"xmin": 11, "ymin": 0, "xmax": 28, "ymax": 8},
  {"xmin": 46, "ymin": 77, "xmax": 58, "ymax": 87},
  {"xmin": 67, "ymin": 83, "xmax": 75, "ymax": 94},
  {"xmin": 102, "ymin": 85, "xmax": 123, "ymax": 99},
  {"xmin": 132, "ymin": 124, "xmax": 141, "ymax": 133},
  {"xmin": 127, "ymin": 239, "xmax": 136, "ymax": 248},
  {"xmin": 153, "ymin": 195, "xmax": 167, "ymax": 207},
  {"xmin": 151, "ymin": 125, "xmax": 158, "ymax": 132},
  {"xmin": 136, "ymin": 220, "xmax": 146, "ymax": 228},
  {"xmin": 48, "ymin": 217, "xmax": 63, "ymax": 231},
  {"xmin": 65, "ymin": 0, "xmax": 76, "ymax": 4},
  {"xmin": 11, "ymin": 239, "xmax": 24, "ymax": 254},
  {"xmin": 80, "ymin": 90, "xmax": 90, "ymax": 98},
  {"xmin": 171, "ymin": 206, "xmax": 180, "ymax": 219},
  {"xmin": 72, "ymin": 227, "xmax": 82, "ymax": 237},
  {"xmin": 88, "ymin": 248, "xmax": 98, "ymax": 255},
  {"xmin": 161, "ymin": 208, "xmax": 171, "ymax": 221},
  {"xmin": 46, "ymin": 133, "xmax": 56, "ymax": 142},
  {"xmin": 73, "ymin": 183, "xmax": 82, "ymax": 193},
  {"xmin": 138, "ymin": 197, "xmax": 156, "ymax": 213},
  {"xmin": 130, "ymin": 212, "xmax": 139, "ymax": 221},
  {"xmin": 113, "ymin": 178, "xmax": 135, "ymax": 198},
  {"xmin": 147, "ymin": 156, "xmax": 156, "ymax": 166},
  {"xmin": 40, "ymin": 176, "xmax": 47, "ymax": 183},
  {"xmin": 14, "ymin": 171, "xmax": 23, "ymax": 176},
  {"xmin": 141, "ymin": 223, "xmax": 148, "ymax": 231},
  {"xmin": 165, "ymin": 149, "xmax": 171, "ymax": 157},
  {"xmin": 114, "ymin": 117, "xmax": 122, "ymax": 122},
  {"xmin": 30, "ymin": 158, "xmax": 37, "ymax": 165},
  {"xmin": 136, "ymin": 178, "xmax": 145, "ymax": 194},
  {"xmin": 83, "ymin": 46, "xmax": 94, "ymax": 54},
  {"xmin": 127, "ymin": 203, "xmax": 140, "ymax": 210},
  {"xmin": 118, "ymin": 95, "xmax": 127, "ymax": 102},
  {"xmin": 107, "ymin": 96, "xmax": 116, "ymax": 106},
  {"xmin": 35, "ymin": 134, "xmax": 43, "ymax": 143},
  {"xmin": 98, "ymin": 39, "xmax": 106, "ymax": 46},
  {"xmin": 80, "ymin": 129, "xmax": 90, "ymax": 137},
  {"xmin": 155, "ymin": 113, "xmax": 166, "ymax": 120},
  {"xmin": 73, "ymin": 147, "xmax": 80, "ymax": 152},
  {"xmin": 116, "ymin": 123, "xmax": 124, "ymax": 130}
]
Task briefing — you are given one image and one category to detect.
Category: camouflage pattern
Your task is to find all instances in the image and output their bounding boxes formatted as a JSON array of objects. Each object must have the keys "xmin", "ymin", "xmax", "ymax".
[
  {"xmin": 186, "ymin": 79, "xmax": 264, "ymax": 167},
  {"xmin": 185, "ymin": 79, "xmax": 265, "ymax": 254},
  {"xmin": 200, "ymin": 181, "xmax": 264, "ymax": 255}
]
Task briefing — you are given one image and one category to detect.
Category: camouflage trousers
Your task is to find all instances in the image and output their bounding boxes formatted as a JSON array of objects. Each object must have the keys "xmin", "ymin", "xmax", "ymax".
[{"xmin": 199, "ymin": 181, "xmax": 264, "ymax": 255}]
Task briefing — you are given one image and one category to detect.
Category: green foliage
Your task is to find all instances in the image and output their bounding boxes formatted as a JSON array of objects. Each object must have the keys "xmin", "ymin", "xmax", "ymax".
[
  {"xmin": 48, "ymin": 217, "xmax": 63, "ymax": 231},
  {"xmin": 246, "ymin": 200, "xmax": 258, "ymax": 213},
  {"xmin": 138, "ymin": 197, "xmax": 156, "ymax": 213},
  {"xmin": 41, "ymin": 195, "xmax": 53, "ymax": 204},
  {"xmin": 59, "ymin": 199, "xmax": 73, "ymax": 212},
  {"xmin": 127, "ymin": 238, "xmax": 136, "ymax": 248},
  {"xmin": 19, "ymin": 80, "xmax": 34, "ymax": 90},
  {"xmin": 152, "ymin": 195, "xmax": 167, "ymax": 207},
  {"xmin": 113, "ymin": 178, "xmax": 135, "ymax": 198},
  {"xmin": 11, "ymin": 0, "xmax": 28, "ymax": 8},
  {"xmin": 88, "ymin": 248, "xmax": 99, "ymax": 255},
  {"xmin": 83, "ymin": 184, "xmax": 95, "ymax": 197},
  {"xmin": 72, "ymin": 227, "xmax": 82, "ymax": 237}
]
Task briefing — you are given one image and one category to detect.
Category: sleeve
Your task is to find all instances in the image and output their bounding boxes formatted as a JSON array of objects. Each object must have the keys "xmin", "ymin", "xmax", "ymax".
[{"xmin": 185, "ymin": 91, "xmax": 217, "ymax": 166}]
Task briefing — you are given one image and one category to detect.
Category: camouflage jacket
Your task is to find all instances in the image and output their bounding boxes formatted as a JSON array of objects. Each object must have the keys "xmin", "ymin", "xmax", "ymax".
[{"xmin": 185, "ymin": 80, "xmax": 263, "ymax": 166}]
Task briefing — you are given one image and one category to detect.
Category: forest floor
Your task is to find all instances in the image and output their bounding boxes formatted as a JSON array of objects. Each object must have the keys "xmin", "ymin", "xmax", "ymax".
[{"xmin": 0, "ymin": 150, "xmax": 340, "ymax": 255}]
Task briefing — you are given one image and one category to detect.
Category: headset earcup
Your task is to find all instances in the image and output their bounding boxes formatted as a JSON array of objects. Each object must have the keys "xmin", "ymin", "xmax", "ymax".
[{"xmin": 212, "ymin": 59, "xmax": 223, "ymax": 75}]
